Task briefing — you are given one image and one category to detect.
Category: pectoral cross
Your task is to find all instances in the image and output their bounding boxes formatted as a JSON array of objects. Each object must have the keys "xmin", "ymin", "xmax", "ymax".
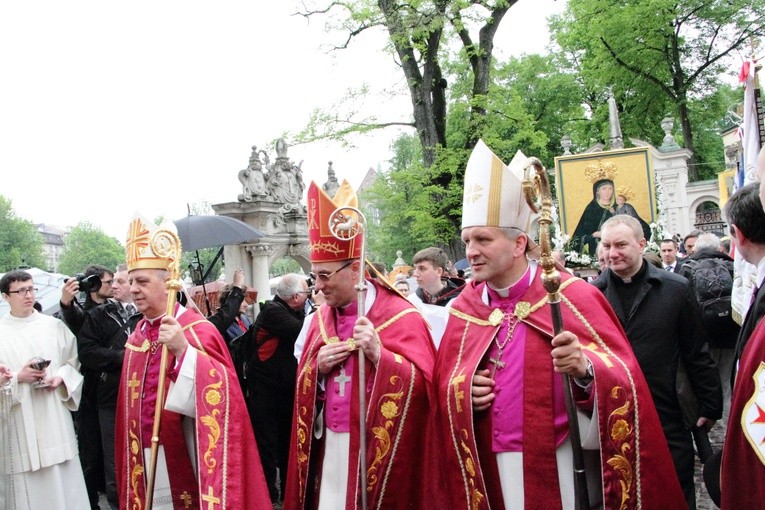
[
  {"xmin": 334, "ymin": 366, "xmax": 351, "ymax": 397},
  {"xmin": 488, "ymin": 357, "xmax": 506, "ymax": 379}
]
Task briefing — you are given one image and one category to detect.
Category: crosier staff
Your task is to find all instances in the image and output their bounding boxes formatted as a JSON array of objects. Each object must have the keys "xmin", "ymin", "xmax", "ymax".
[
  {"xmin": 522, "ymin": 158, "xmax": 590, "ymax": 510},
  {"xmin": 144, "ymin": 228, "xmax": 183, "ymax": 510},
  {"xmin": 328, "ymin": 205, "xmax": 369, "ymax": 510}
]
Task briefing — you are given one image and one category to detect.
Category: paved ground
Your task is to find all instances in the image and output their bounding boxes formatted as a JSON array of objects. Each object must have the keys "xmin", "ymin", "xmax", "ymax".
[
  {"xmin": 695, "ymin": 421, "xmax": 724, "ymax": 510},
  {"xmin": 100, "ymin": 425, "xmax": 724, "ymax": 510}
]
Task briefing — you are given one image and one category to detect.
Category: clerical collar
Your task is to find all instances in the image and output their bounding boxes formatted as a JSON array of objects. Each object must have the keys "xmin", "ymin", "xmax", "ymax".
[
  {"xmin": 336, "ymin": 280, "xmax": 376, "ymax": 316},
  {"xmin": 144, "ymin": 314, "xmax": 166, "ymax": 325},
  {"xmin": 487, "ymin": 263, "xmax": 534, "ymax": 302},
  {"xmin": 337, "ymin": 300, "xmax": 358, "ymax": 317},
  {"xmin": 610, "ymin": 260, "xmax": 647, "ymax": 285}
]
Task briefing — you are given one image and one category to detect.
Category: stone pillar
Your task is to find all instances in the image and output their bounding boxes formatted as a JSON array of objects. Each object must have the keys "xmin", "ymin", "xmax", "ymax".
[
  {"xmin": 247, "ymin": 244, "xmax": 274, "ymax": 302},
  {"xmin": 652, "ymin": 147, "xmax": 693, "ymax": 236}
]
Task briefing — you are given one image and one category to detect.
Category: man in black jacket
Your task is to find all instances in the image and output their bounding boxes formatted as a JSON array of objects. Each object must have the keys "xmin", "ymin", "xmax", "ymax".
[
  {"xmin": 60, "ymin": 264, "xmax": 114, "ymax": 509},
  {"xmin": 247, "ymin": 273, "xmax": 309, "ymax": 506},
  {"xmin": 595, "ymin": 214, "xmax": 722, "ymax": 510},
  {"xmin": 78, "ymin": 265, "xmax": 138, "ymax": 509},
  {"xmin": 727, "ymin": 182, "xmax": 765, "ymax": 380}
]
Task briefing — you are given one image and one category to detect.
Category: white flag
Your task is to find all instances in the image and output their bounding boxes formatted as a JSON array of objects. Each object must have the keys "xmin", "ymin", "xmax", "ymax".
[{"xmin": 732, "ymin": 59, "xmax": 761, "ymax": 324}]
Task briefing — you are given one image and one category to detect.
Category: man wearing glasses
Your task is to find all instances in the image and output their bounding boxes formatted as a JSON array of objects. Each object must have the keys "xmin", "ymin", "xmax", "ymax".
[
  {"xmin": 284, "ymin": 181, "xmax": 436, "ymax": 509},
  {"xmin": 0, "ymin": 270, "xmax": 88, "ymax": 508}
]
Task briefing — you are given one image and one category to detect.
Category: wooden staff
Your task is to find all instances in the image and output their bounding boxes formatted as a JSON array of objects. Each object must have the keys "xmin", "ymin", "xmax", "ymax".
[
  {"xmin": 145, "ymin": 228, "xmax": 183, "ymax": 510},
  {"xmin": 523, "ymin": 159, "xmax": 590, "ymax": 510},
  {"xmin": 328, "ymin": 205, "xmax": 369, "ymax": 510}
]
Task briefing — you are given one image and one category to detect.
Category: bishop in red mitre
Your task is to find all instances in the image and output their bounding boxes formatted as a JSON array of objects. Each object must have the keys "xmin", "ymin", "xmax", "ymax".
[{"xmin": 284, "ymin": 181, "xmax": 436, "ymax": 509}]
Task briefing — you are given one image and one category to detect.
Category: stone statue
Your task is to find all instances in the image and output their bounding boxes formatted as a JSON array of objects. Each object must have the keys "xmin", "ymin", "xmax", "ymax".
[
  {"xmin": 237, "ymin": 146, "xmax": 269, "ymax": 202},
  {"xmin": 322, "ymin": 161, "xmax": 340, "ymax": 197},
  {"xmin": 265, "ymin": 138, "xmax": 305, "ymax": 212}
]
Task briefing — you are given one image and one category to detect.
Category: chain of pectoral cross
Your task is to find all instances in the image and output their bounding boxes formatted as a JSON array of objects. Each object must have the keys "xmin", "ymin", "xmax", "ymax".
[{"xmin": 488, "ymin": 311, "xmax": 520, "ymax": 379}]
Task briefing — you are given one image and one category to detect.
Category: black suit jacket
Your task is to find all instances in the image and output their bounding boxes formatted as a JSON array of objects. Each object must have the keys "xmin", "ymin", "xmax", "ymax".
[
  {"xmin": 593, "ymin": 263, "xmax": 722, "ymax": 451},
  {"xmin": 733, "ymin": 282, "xmax": 765, "ymax": 381}
]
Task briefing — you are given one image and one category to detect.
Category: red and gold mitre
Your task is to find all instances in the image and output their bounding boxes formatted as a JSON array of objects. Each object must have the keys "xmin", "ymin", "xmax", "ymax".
[
  {"xmin": 125, "ymin": 213, "xmax": 181, "ymax": 272},
  {"xmin": 307, "ymin": 180, "xmax": 362, "ymax": 263}
]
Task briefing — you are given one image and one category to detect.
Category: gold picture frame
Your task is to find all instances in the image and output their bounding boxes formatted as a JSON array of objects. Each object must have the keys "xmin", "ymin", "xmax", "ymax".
[{"xmin": 554, "ymin": 147, "xmax": 657, "ymax": 253}]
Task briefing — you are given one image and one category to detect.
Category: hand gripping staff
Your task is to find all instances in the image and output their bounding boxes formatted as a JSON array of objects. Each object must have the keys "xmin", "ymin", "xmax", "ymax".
[
  {"xmin": 144, "ymin": 227, "xmax": 183, "ymax": 510},
  {"xmin": 522, "ymin": 158, "xmax": 590, "ymax": 510},
  {"xmin": 328, "ymin": 205, "xmax": 369, "ymax": 510}
]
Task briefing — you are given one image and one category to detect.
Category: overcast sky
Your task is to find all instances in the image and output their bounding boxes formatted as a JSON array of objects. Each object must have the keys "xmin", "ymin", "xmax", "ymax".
[{"xmin": 0, "ymin": 1, "xmax": 565, "ymax": 241}]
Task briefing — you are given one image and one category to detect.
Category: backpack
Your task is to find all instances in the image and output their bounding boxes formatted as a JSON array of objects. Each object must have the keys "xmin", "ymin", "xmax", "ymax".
[
  {"xmin": 228, "ymin": 324, "xmax": 256, "ymax": 397},
  {"xmin": 682, "ymin": 258, "xmax": 738, "ymax": 347}
]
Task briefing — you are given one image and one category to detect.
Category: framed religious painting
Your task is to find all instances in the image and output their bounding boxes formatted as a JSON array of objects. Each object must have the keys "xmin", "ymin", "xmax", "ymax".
[{"xmin": 554, "ymin": 147, "xmax": 657, "ymax": 255}]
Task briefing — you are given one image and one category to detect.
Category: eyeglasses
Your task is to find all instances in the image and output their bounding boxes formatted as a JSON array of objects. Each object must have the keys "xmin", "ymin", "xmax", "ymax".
[
  {"xmin": 309, "ymin": 261, "xmax": 354, "ymax": 283},
  {"xmin": 7, "ymin": 287, "xmax": 37, "ymax": 296}
]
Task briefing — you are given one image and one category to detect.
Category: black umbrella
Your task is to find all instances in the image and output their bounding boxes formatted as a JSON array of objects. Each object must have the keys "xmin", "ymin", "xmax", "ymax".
[
  {"xmin": 174, "ymin": 215, "xmax": 264, "ymax": 314},
  {"xmin": 174, "ymin": 215, "xmax": 264, "ymax": 252}
]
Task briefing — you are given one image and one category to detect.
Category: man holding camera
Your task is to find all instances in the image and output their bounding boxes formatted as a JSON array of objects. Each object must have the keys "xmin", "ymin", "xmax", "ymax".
[
  {"xmin": 77, "ymin": 265, "xmax": 137, "ymax": 509},
  {"xmin": 59, "ymin": 264, "xmax": 115, "ymax": 509},
  {"xmin": 0, "ymin": 270, "xmax": 88, "ymax": 509}
]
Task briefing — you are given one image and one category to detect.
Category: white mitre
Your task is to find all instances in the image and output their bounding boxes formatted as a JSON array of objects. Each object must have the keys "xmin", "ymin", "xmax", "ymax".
[{"xmin": 461, "ymin": 140, "xmax": 539, "ymax": 241}]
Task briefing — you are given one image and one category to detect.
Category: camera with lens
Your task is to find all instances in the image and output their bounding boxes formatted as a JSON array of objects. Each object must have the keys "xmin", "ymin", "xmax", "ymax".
[{"xmin": 64, "ymin": 273, "xmax": 103, "ymax": 294}]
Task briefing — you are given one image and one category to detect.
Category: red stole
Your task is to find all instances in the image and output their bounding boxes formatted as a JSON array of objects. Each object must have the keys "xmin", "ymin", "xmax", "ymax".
[
  {"xmin": 115, "ymin": 307, "xmax": 271, "ymax": 510},
  {"xmin": 434, "ymin": 271, "xmax": 686, "ymax": 510},
  {"xmin": 284, "ymin": 281, "xmax": 436, "ymax": 509},
  {"xmin": 722, "ymin": 318, "xmax": 765, "ymax": 508}
]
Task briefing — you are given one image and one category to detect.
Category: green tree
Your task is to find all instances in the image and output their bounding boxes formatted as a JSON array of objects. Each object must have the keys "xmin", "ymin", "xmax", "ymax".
[
  {"xmin": 58, "ymin": 222, "xmax": 125, "ymax": 276},
  {"xmin": 0, "ymin": 196, "xmax": 45, "ymax": 271},
  {"xmin": 551, "ymin": 0, "xmax": 765, "ymax": 180},
  {"xmin": 295, "ymin": 0, "xmax": 528, "ymax": 247}
]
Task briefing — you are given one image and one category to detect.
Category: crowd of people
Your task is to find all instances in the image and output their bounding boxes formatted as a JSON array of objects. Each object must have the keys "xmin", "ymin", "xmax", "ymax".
[{"xmin": 1, "ymin": 141, "xmax": 764, "ymax": 509}]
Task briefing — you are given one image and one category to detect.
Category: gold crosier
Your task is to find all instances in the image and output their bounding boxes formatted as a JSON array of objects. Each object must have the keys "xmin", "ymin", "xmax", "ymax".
[
  {"xmin": 522, "ymin": 158, "xmax": 590, "ymax": 510},
  {"xmin": 144, "ymin": 227, "xmax": 183, "ymax": 510}
]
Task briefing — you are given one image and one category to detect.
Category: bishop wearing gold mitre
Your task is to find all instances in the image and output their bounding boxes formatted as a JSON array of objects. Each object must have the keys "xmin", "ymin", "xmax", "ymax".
[{"xmin": 115, "ymin": 214, "xmax": 270, "ymax": 509}]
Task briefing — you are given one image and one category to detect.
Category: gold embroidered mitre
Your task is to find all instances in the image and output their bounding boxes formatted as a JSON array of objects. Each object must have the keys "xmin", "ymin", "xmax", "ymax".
[{"xmin": 125, "ymin": 213, "xmax": 181, "ymax": 272}]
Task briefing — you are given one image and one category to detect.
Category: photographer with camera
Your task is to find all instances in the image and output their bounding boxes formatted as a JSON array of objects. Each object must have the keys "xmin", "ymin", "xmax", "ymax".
[
  {"xmin": 77, "ymin": 265, "xmax": 138, "ymax": 509},
  {"xmin": 59, "ymin": 264, "xmax": 114, "ymax": 509}
]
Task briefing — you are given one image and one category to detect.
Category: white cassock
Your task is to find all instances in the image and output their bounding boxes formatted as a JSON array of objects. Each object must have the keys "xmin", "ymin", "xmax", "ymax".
[{"xmin": 0, "ymin": 311, "xmax": 87, "ymax": 510}]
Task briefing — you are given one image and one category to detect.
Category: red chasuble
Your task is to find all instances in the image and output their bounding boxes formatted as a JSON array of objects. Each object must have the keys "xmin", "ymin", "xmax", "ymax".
[
  {"xmin": 284, "ymin": 280, "xmax": 436, "ymax": 509},
  {"xmin": 115, "ymin": 307, "xmax": 271, "ymax": 509},
  {"xmin": 722, "ymin": 318, "xmax": 765, "ymax": 508},
  {"xmin": 433, "ymin": 272, "xmax": 685, "ymax": 510}
]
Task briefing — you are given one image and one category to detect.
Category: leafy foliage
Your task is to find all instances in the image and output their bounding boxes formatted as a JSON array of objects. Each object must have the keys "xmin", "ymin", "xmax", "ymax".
[
  {"xmin": 0, "ymin": 196, "xmax": 45, "ymax": 271},
  {"xmin": 57, "ymin": 222, "xmax": 125, "ymax": 276},
  {"xmin": 551, "ymin": 0, "xmax": 765, "ymax": 180}
]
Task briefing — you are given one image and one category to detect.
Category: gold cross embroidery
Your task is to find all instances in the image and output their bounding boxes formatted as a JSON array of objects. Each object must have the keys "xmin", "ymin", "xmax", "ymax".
[
  {"xmin": 180, "ymin": 491, "xmax": 193, "ymax": 508},
  {"xmin": 452, "ymin": 370, "xmax": 467, "ymax": 413},
  {"xmin": 202, "ymin": 486, "xmax": 220, "ymax": 510},
  {"xmin": 128, "ymin": 372, "xmax": 141, "ymax": 408}
]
